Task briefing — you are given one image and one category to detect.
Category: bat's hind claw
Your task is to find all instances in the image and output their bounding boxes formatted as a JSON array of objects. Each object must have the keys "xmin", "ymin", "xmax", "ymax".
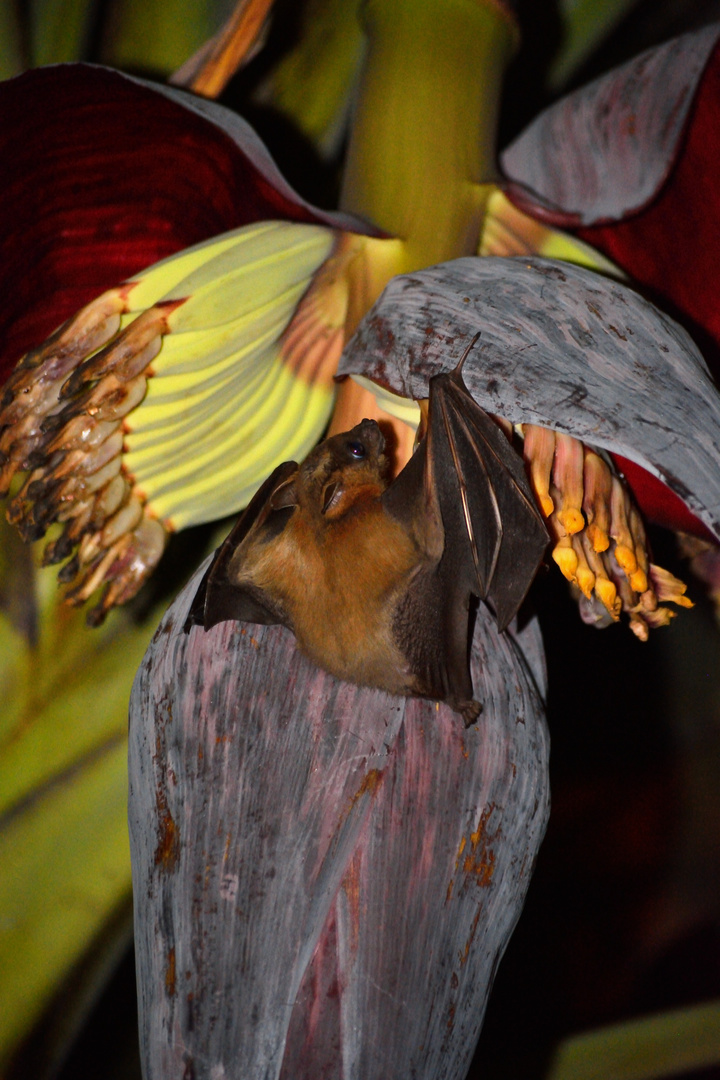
[{"xmin": 459, "ymin": 699, "xmax": 482, "ymax": 728}]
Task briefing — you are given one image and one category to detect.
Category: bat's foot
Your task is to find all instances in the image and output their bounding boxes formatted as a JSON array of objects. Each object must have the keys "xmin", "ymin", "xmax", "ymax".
[{"xmin": 459, "ymin": 699, "xmax": 482, "ymax": 728}]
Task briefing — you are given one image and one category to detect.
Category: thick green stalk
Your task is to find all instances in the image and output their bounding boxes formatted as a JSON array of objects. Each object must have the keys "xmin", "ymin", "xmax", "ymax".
[
  {"xmin": 264, "ymin": 0, "xmax": 365, "ymax": 157},
  {"xmin": 341, "ymin": 0, "xmax": 515, "ymax": 274}
]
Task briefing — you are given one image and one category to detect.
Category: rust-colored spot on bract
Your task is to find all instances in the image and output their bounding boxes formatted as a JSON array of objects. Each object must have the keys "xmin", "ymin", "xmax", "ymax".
[
  {"xmin": 345, "ymin": 767, "xmax": 385, "ymax": 816},
  {"xmin": 165, "ymin": 947, "xmax": 176, "ymax": 996},
  {"xmin": 454, "ymin": 835, "xmax": 467, "ymax": 872},
  {"xmin": 461, "ymin": 805, "xmax": 496, "ymax": 887},
  {"xmin": 154, "ymin": 775, "xmax": 180, "ymax": 871},
  {"xmin": 357, "ymin": 768, "xmax": 383, "ymax": 797},
  {"xmin": 459, "ymin": 906, "xmax": 484, "ymax": 966},
  {"xmin": 463, "ymin": 846, "xmax": 495, "ymax": 887}
]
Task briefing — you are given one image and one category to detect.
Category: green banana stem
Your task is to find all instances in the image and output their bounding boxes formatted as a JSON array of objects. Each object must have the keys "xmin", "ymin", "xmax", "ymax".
[
  {"xmin": 341, "ymin": 0, "xmax": 516, "ymax": 274},
  {"xmin": 263, "ymin": 0, "xmax": 366, "ymax": 156}
]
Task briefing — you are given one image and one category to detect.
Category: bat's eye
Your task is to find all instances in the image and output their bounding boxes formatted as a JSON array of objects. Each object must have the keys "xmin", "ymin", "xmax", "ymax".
[{"xmin": 346, "ymin": 441, "xmax": 366, "ymax": 460}]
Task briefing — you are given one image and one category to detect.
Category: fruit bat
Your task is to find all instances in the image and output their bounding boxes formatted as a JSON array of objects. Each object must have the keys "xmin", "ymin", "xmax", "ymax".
[{"xmin": 185, "ymin": 364, "xmax": 549, "ymax": 726}]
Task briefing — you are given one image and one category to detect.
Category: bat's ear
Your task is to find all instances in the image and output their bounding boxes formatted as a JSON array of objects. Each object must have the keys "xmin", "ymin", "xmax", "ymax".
[{"xmin": 270, "ymin": 476, "xmax": 299, "ymax": 510}]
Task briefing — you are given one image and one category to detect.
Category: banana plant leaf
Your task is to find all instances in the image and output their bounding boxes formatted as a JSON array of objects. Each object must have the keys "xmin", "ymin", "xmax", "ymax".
[
  {"xmin": 0, "ymin": 530, "xmax": 159, "ymax": 1068},
  {"xmin": 340, "ymin": 255, "xmax": 720, "ymax": 540},
  {"xmin": 547, "ymin": 997, "xmax": 720, "ymax": 1080},
  {"xmin": 129, "ymin": 569, "xmax": 549, "ymax": 1079}
]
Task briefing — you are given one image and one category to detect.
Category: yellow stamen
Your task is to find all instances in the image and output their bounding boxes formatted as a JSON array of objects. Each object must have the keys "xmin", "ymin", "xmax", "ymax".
[
  {"xmin": 553, "ymin": 432, "xmax": 585, "ymax": 535},
  {"xmin": 522, "ymin": 423, "xmax": 555, "ymax": 517},
  {"xmin": 577, "ymin": 531, "xmax": 618, "ymax": 619},
  {"xmin": 571, "ymin": 534, "xmax": 595, "ymax": 599},
  {"xmin": 595, "ymin": 575, "xmax": 620, "ymax": 619},
  {"xmin": 586, "ymin": 524, "xmax": 609, "ymax": 552},
  {"xmin": 630, "ymin": 568, "xmax": 648, "ymax": 594},
  {"xmin": 582, "ymin": 449, "xmax": 612, "ymax": 551},
  {"xmin": 552, "ymin": 533, "xmax": 578, "ymax": 582},
  {"xmin": 609, "ymin": 474, "xmax": 637, "ymax": 575},
  {"xmin": 615, "ymin": 543, "xmax": 638, "ymax": 576}
]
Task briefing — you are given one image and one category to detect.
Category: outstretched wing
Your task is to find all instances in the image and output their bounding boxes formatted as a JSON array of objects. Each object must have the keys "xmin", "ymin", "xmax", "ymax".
[
  {"xmin": 429, "ymin": 366, "xmax": 549, "ymax": 631},
  {"xmin": 382, "ymin": 365, "xmax": 548, "ymax": 723},
  {"xmin": 184, "ymin": 460, "xmax": 298, "ymax": 632}
]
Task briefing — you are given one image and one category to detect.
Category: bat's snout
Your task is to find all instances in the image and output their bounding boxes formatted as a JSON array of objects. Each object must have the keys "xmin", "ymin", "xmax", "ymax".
[{"xmin": 354, "ymin": 418, "xmax": 385, "ymax": 455}]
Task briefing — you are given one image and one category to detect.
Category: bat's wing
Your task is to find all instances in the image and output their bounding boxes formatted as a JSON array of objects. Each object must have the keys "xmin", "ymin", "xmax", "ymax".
[
  {"xmin": 382, "ymin": 366, "xmax": 547, "ymax": 722},
  {"xmin": 427, "ymin": 366, "xmax": 549, "ymax": 632},
  {"xmin": 184, "ymin": 460, "xmax": 298, "ymax": 632}
]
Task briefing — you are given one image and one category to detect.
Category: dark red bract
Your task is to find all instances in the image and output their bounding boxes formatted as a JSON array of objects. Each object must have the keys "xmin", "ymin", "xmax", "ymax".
[
  {"xmin": 0, "ymin": 65, "xmax": 328, "ymax": 377},
  {"xmin": 577, "ymin": 44, "xmax": 720, "ymax": 384}
]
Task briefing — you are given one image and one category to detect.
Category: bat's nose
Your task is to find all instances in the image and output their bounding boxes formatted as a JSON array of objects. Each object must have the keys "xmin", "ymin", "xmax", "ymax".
[{"xmin": 356, "ymin": 418, "xmax": 385, "ymax": 453}]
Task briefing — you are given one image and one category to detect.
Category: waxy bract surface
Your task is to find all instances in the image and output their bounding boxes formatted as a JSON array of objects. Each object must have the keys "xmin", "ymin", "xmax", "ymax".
[{"xmin": 129, "ymin": 563, "xmax": 548, "ymax": 1079}]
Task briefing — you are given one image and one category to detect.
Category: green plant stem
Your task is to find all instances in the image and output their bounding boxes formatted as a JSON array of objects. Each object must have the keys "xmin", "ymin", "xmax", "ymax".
[
  {"xmin": 263, "ymin": 0, "xmax": 365, "ymax": 157},
  {"xmin": 340, "ymin": 0, "xmax": 515, "ymax": 271}
]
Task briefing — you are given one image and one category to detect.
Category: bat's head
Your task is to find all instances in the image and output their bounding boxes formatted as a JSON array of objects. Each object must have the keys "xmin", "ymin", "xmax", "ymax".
[{"xmin": 297, "ymin": 419, "xmax": 389, "ymax": 520}]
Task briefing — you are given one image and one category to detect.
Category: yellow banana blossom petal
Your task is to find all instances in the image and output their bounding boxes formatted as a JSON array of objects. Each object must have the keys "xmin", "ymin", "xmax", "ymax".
[
  {"xmin": 0, "ymin": 220, "xmax": 343, "ymax": 622},
  {"xmin": 349, "ymin": 374, "xmax": 421, "ymax": 430},
  {"xmin": 479, "ymin": 187, "xmax": 626, "ymax": 277}
]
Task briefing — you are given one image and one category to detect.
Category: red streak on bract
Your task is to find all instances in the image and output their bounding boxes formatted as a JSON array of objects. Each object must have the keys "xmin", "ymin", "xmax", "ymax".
[
  {"xmin": 153, "ymin": 739, "xmax": 180, "ymax": 872},
  {"xmin": 165, "ymin": 947, "xmax": 176, "ymax": 997},
  {"xmin": 459, "ymin": 906, "xmax": 484, "ymax": 966},
  {"xmin": 575, "ymin": 44, "xmax": 720, "ymax": 534},
  {"xmin": 342, "ymin": 853, "xmax": 363, "ymax": 956},
  {"xmin": 154, "ymin": 801, "xmax": 179, "ymax": 871}
]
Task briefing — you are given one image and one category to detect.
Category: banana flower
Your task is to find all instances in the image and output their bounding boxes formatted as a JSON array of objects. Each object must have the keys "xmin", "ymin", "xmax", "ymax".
[
  {"xmin": 130, "ymin": 252, "xmax": 720, "ymax": 1077},
  {"xmin": 3, "ymin": 2, "xmax": 720, "ymax": 1075}
]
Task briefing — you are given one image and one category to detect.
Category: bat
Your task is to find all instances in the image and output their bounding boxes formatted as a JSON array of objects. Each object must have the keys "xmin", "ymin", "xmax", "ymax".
[{"xmin": 185, "ymin": 362, "xmax": 549, "ymax": 726}]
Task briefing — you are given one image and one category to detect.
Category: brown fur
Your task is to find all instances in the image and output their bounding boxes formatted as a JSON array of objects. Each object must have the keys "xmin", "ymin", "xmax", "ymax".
[
  {"xmin": 188, "ymin": 366, "xmax": 549, "ymax": 727},
  {"xmin": 228, "ymin": 429, "xmax": 421, "ymax": 694}
]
